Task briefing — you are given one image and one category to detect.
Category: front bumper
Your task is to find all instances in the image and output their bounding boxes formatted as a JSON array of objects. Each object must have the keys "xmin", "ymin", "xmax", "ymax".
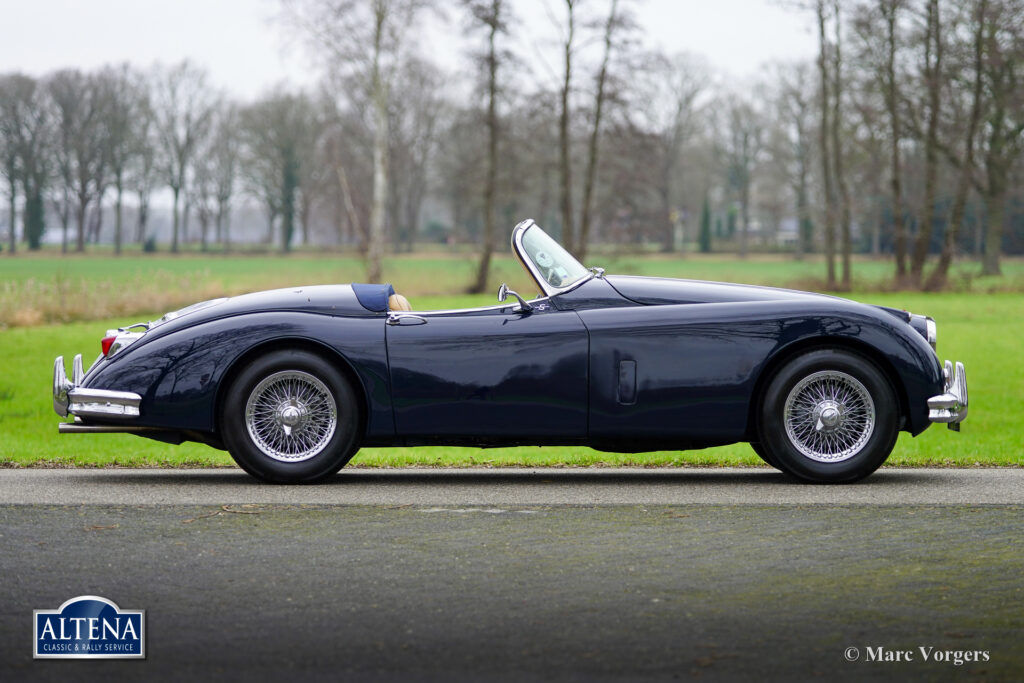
[
  {"xmin": 927, "ymin": 360, "xmax": 968, "ymax": 431},
  {"xmin": 53, "ymin": 355, "xmax": 141, "ymax": 419}
]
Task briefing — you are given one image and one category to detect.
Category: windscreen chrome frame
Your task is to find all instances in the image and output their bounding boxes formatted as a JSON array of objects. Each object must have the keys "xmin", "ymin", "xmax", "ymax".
[{"xmin": 511, "ymin": 219, "xmax": 593, "ymax": 298}]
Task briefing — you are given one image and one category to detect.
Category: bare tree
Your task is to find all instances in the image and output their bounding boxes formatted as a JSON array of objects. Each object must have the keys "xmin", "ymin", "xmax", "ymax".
[
  {"xmin": 974, "ymin": 0, "xmax": 1024, "ymax": 276},
  {"xmin": 634, "ymin": 52, "xmax": 706, "ymax": 253},
  {"xmin": 284, "ymin": 0, "xmax": 428, "ymax": 280},
  {"xmin": 926, "ymin": 0, "xmax": 986, "ymax": 290},
  {"xmin": 816, "ymin": 0, "xmax": 838, "ymax": 288},
  {"xmin": 129, "ymin": 99, "xmax": 158, "ymax": 245},
  {"xmin": 770, "ymin": 63, "xmax": 816, "ymax": 259},
  {"xmin": 557, "ymin": 0, "xmax": 579, "ymax": 255},
  {"xmin": 210, "ymin": 105, "xmax": 240, "ymax": 249},
  {"xmin": 0, "ymin": 75, "xmax": 23, "ymax": 254},
  {"xmin": 723, "ymin": 98, "xmax": 764, "ymax": 258},
  {"xmin": 577, "ymin": 0, "xmax": 636, "ymax": 260},
  {"xmin": 151, "ymin": 61, "xmax": 216, "ymax": 253},
  {"xmin": 388, "ymin": 57, "xmax": 443, "ymax": 253},
  {"xmin": 239, "ymin": 90, "xmax": 317, "ymax": 253},
  {"xmin": 96, "ymin": 65, "xmax": 147, "ymax": 255},
  {"xmin": 2, "ymin": 75, "xmax": 51, "ymax": 251},
  {"xmin": 465, "ymin": 0, "xmax": 508, "ymax": 293},
  {"xmin": 879, "ymin": 0, "xmax": 910, "ymax": 283},
  {"xmin": 907, "ymin": 0, "xmax": 944, "ymax": 283}
]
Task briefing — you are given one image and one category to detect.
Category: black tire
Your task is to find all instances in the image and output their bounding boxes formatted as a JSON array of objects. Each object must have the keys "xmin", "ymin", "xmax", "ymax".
[
  {"xmin": 221, "ymin": 349, "xmax": 361, "ymax": 484},
  {"xmin": 749, "ymin": 441, "xmax": 779, "ymax": 469},
  {"xmin": 757, "ymin": 348, "xmax": 899, "ymax": 484}
]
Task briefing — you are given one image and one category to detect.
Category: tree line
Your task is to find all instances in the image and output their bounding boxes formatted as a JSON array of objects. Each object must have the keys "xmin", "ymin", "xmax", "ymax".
[{"xmin": 2, "ymin": 0, "xmax": 1022, "ymax": 291}]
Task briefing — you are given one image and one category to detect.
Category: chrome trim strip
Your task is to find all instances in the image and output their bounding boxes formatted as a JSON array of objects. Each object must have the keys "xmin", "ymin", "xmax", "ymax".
[
  {"xmin": 68, "ymin": 387, "xmax": 142, "ymax": 418},
  {"xmin": 928, "ymin": 360, "xmax": 968, "ymax": 429}
]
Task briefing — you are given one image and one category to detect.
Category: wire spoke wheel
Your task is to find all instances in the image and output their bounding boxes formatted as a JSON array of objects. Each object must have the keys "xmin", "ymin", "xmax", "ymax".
[
  {"xmin": 244, "ymin": 370, "xmax": 337, "ymax": 463},
  {"xmin": 783, "ymin": 370, "xmax": 875, "ymax": 463}
]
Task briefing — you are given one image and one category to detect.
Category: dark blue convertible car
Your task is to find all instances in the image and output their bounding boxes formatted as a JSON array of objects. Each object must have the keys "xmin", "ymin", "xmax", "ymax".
[{"xmin": 52, "ymin": 220, "xmax": 967, "ymax": 483}]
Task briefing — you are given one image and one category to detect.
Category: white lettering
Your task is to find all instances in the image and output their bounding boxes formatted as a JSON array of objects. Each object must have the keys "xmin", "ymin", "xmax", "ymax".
[
  {"xmin": 122, "ymin": 619, "xmax": 138, "ymax": 640},
  {"xmin": 40, "ymin": 619, "xmax": 56, "ymax": 640},
  {"xmin": 102, "ymin": 618, "xmax": 120, "ymax": 639}
]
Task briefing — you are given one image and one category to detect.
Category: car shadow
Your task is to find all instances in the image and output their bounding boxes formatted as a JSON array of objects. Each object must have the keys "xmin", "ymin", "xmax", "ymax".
[{"xmin": 79, "ymin": 467, "xmax": 952, "ymax": 488}]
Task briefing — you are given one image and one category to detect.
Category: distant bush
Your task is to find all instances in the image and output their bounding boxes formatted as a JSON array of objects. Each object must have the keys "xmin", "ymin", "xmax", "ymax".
[{"xmin": 143, "ymin": 236, "xmax": 157, "ymax": 253}]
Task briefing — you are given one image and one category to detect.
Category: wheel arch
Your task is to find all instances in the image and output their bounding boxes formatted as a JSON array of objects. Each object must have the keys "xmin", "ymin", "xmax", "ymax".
[
  {"xmin": 745, "ymin": 336, "xmax": 909, "ymax": 440},
  {"xmin": 214, "ymin": 337, "xmax": 369, "ymax": 441}
]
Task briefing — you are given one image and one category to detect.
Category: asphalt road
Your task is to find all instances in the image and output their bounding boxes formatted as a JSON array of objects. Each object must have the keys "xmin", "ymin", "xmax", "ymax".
[
  {"xmin": 2, "ymin": 466, "xmax": 1024, "ymax": 505},
  {"xmin": 2, "ymin": 468, "xmax": 1021, "ymax": 682}
]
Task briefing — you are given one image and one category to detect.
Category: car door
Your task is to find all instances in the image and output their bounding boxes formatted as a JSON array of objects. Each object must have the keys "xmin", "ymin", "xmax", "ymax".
[{"xmin": 385, "ymin": 305, "xmax": 589, "ymax": 439}]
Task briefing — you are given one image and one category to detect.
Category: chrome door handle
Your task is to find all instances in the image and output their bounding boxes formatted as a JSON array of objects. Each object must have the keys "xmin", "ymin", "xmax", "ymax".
[{"xmin": 387, "ymin": 313, "xmax": 427, "ymax": 326}]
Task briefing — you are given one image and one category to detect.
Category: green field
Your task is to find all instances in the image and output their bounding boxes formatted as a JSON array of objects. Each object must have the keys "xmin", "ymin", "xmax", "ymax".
[
  {"xmin": 1, "ymin": 288, "xmax": 1020, "ymax": 468},
  {"xmin": 3, "ymin": 248, "xmax": 1023, "ymax": 327}
]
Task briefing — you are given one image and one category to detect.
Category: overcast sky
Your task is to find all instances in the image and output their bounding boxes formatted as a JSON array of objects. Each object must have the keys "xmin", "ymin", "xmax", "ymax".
[{"xmin": 0, "ymin": 0, "xmax": 818, "ymax": 98}]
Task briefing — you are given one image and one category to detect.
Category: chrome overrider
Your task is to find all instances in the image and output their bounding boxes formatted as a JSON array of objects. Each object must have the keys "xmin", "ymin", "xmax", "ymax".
[
  {"xmin": 53, "ymin": 354, "xmax": 141, "ymax": 419},
  {"xmin": 928, "ymin": 360, "xmax": 968, "ymax": 431}
]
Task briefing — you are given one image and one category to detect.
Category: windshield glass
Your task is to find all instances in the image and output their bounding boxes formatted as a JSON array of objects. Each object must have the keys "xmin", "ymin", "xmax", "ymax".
[{"xmin": 520, "ymin": 224, "xmax": 590, "ymax": 290}]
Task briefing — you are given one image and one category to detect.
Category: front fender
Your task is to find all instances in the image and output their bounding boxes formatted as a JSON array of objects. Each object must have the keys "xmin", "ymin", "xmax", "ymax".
[{"xmin": 83, "ymin": 312, "xmax": 392, "ymax": 437}]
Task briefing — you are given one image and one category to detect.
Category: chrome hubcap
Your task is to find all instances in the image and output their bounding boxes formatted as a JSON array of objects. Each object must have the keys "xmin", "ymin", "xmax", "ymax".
[
  {"xmin": 245, "ymin": 370, "xmax": 337, "ymax": 462},
  {"xmin": 784, "ymin": 370, "xmax": 875, "ymax": 463}
]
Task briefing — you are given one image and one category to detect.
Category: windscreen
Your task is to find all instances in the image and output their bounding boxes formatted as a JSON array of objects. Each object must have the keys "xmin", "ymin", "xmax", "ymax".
[{"xmin": 521, "ymin": 225, "xmax": 590, "ymax": 290}]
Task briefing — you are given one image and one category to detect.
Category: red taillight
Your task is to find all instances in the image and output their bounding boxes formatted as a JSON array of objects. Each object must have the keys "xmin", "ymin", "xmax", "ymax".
[{"xmin": 101, "ymin": 336, "xmax": 116, "ymax": 356}]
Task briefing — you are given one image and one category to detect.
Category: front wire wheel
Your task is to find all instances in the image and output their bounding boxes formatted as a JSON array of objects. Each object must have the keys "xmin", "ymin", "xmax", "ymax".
[
  {"xmin": 783, "ymin": 370, "xmax": 875, "ymax": 463},
  {"xmin": 759, "ymin": 349, "xmax": 899, "ymax": 483}
]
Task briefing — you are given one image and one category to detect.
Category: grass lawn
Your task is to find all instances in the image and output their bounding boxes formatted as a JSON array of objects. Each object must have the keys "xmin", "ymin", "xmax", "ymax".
[
  {"xmin": 3, "ymin": 248, "xmax": 1022, "ymax": 327},
  {"xmin": 1, "ymin": 291, "xmax": 1020, "ymax": 468}
]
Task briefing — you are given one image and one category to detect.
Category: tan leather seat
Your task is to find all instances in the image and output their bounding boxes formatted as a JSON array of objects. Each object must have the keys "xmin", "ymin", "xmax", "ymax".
[{"xmin": 388, "ymin": 293, "xmax": 412, "ymax": 312}]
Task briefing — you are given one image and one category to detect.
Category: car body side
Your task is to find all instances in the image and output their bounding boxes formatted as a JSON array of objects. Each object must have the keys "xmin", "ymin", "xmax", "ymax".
[{"xmin": 75, "ymin": 276, "xmax": 944, "ymax": 452}]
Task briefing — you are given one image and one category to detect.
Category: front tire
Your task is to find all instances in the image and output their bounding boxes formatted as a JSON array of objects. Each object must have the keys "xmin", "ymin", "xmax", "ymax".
[
  {"xmin": 758, "ymin": 349, "xmax": 899, "ymax": 483},
  {"xmin": 221, "ymin": 350, "xmax": 361, "ymax": 483}
]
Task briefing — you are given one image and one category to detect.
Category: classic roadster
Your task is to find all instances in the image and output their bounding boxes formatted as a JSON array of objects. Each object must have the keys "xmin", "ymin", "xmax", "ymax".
[{"xmin": 52, "ymin": 220, "xmax": 967, "ymax": 483}]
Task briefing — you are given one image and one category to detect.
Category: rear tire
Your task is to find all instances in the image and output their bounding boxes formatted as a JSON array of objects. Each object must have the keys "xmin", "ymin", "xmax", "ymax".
[
  {"xmin": 221, "ymin": 349, "xmax": 361, "ymax": 483},
  {"xmin": 758, "ymin": 348, "xmax": 899, "ymax": 483}
]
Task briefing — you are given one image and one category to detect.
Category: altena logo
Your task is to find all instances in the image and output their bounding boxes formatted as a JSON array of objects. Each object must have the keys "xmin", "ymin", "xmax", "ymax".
[{"xmin": 33, "ymin": 595, "xmax": 145, "ymax": 659}]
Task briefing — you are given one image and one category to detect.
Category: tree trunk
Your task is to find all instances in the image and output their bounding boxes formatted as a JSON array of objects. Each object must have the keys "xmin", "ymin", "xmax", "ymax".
[
  {"xmin": 925, "ymin": 0, "xmax": 983, "ymax": 291},
  {"xmin": 114, "ymin": 179, "xmax": 123, "ymax": 256},
  {"xmin": 910, "ymin": 0, "xmax": 942, "ymax": 285},
  {"xmin": 832, "ymin": 0, "xmax": 852, "ymax": 290},
  {"xmin": 171, "ymin": 187, "xmax": 180, "ymax": 253},
  {"xmin": 366, "ymin": 9, "xmax": 389, "ymax": 284},
  {"xmin": 75, "ymin": 199, "xmax": 87, "ymax": 253},
  {"xmin": 578, "ymin": 0, "xmax": 617, "ymax": 262},
  {"xmin": 817, "ymin": 1, "xmax": 836, "ymax": 288},
  {"xmin": 739, "ymin": 182, "xmax": 750, "ymax": 259},
  {"xmin": 136, "ymin": 191, "xmax": 149, "ymax": 244},
  {"xmin": 472, "ymin": 3, "xmax": 501, "ymax": 295},
  {"xmin": 558, "ymin": 0, "xmax": 576, "ymax": 254},
  {"xmin": 6, "ymin": 178, "xmax": 14, "ymax": 255},
  {"xmin": 982, "ymin": 181, "xmax": 1005, "ymax": 276},
  {"xmin": 884, "ymin": 0, "xmax": 908, "ymax": 282}
]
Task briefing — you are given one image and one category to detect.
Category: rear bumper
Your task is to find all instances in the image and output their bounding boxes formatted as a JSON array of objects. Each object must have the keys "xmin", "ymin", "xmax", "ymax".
[
  {"xmin": 927, "ymin": 360, "xmax": 968, "ymax": 431},
  {"xmin": 53, "ymin": 355, "xmax": 141, "ymax": 419}
]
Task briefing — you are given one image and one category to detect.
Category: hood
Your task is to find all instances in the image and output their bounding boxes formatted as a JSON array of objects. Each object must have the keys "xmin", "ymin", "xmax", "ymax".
[{"xmin": 604, "ymin": 275, "xmax": 836, "ymax": 306}]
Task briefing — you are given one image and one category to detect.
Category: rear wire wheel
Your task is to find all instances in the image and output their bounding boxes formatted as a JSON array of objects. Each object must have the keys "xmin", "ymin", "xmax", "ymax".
[{"xmin": 221, "ymin": 350, "xmax": 361, "ymax": 483}]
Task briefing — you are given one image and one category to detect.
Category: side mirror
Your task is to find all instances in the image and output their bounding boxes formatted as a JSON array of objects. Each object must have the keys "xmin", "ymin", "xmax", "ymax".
[{"xmin": 497, "ymin": 283, "xmax": 533, "ymax": 313}]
